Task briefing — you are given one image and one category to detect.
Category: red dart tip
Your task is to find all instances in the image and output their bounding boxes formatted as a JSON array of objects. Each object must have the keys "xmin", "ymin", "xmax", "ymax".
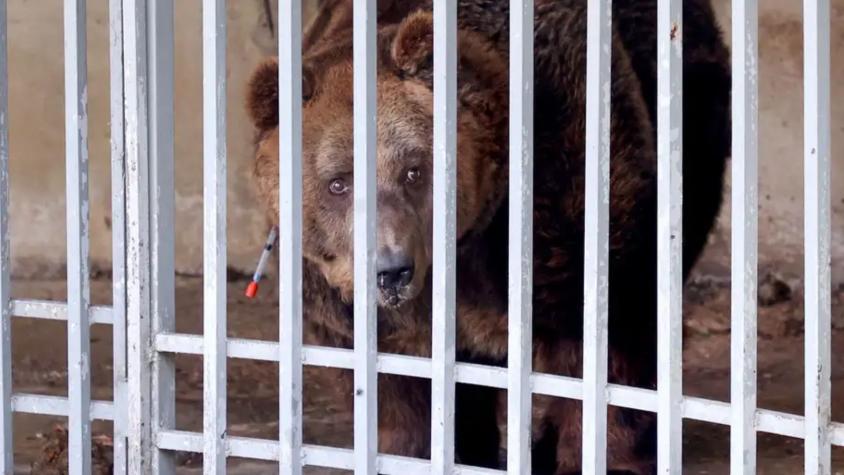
[{"xmin": 245, "ymin": 281, "xmax": 259, "ymax": 298}]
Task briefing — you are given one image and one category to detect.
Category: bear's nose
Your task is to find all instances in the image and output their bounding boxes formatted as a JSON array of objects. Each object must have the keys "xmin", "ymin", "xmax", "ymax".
[{"xmin": 376, "ymin": 253, "xmax": 415, "ymax": 290}]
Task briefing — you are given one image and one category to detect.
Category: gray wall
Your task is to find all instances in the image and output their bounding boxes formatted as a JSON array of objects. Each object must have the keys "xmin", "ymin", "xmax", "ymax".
[{"xmin": 4, "ymin": 0, "xmax": 842, "ymax": 283}]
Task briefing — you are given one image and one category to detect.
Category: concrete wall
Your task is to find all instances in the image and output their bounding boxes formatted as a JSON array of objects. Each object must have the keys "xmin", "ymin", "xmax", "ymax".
[
  {"xmin": 699, "ymin": 0, "xmax": 844, "ymax": 284},
  {"xmin": 5, "ymin": 0, "xmax": 314, "ymax": 277},
  {"xmin": 4, "ymin": 0, "xmax": 843, "ymax": 282}
]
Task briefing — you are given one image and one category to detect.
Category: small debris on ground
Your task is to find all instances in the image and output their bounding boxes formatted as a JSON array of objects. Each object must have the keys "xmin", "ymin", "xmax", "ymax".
[
  {"xmin": 30, "ymin": 425, "xmax": 113, "ymax": 475},
  {"xmin": 758, "ymin": 272, "xmax": 792, "ymax": 306}
]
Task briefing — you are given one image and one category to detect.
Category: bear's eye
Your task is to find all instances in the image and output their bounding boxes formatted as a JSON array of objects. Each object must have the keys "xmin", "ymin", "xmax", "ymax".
[
  {"xmin": 329, "ymin": 178, "xmax": 349, "ymax": 195},
  {"xmin": 405, "ymin": 167, "xmax": 422, "ymax": 185}
]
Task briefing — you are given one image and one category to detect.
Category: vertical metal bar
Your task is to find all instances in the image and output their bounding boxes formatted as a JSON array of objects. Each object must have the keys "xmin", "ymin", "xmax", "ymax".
[
  {"xmin": 729, "ymin": 0, "xmax": 758, "ymax": 473},
  {"xmin": 582, "ymin": 0, "xmax": 611, "ymax": 472},
  {"xmin": 64, "ymin": 0, "xmax": 91, "ymax": 473},
  {"xmin": 656, "ymin": 0, "xmax": 682, "ymax": 472},
  {"xmin": 108, "ymin": 0, "xmax": 128, "ymax": 471},
  {"xmin": 803, "ymin": 0, "xmax": 831, "ymax": 472},
  {"xmin": 123, "ymin": 0, "xmax": 153, "ymax": 470},
  {"xmin": 202, "ymin": 0, "xmax": 227, "ymax": 472},
  {"xmin": 278, "ymin": 0, "xmax": 304, "ymax": 472},
  {"xmin": 431, "ymin": 0, "xmax": 457, "ymax": 471},
  {"xmin": 0, "ymin": 0, "xmax": 12, "ymax": 470},
  {"xmin": 148, "ymin": 0, "xmax": 177, "ymax": 472},
  {"xmin": 353, "ymin": 0, "xmax": 378, "ymax": 471},
  {"xmin": 507, "ymin": 0, "xmax": 533, "ymax": 472}
]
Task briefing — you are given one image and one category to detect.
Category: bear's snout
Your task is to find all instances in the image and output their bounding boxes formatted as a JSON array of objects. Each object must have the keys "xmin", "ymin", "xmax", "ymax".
[{"xmin": 376, "ymin": 251, "xmax": 415, "ymax": 291}]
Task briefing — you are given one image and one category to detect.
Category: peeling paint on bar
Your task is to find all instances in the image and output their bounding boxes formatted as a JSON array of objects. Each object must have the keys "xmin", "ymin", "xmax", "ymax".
[
  {"xmin": 656, "ymin": 0, "xmax": 683, "ymax": 472},
  {"xmin": 64, "ymin": 1, "xmax": 92, "ymax": 472},
  {"xmin": 107, "ymin": 0, "xmax": 128, "ymax": 470},
  {"xmin": 507, "ymin": 0, "xmax": 534, "ymax": 472},
  {"xmin": 803, "ymin": 0, "xmax": 832, "ymax": 473},
  {"xmin": 730, "ymin": 0, "xmax": 759, "ymax": 473},
  {"xmin": 122, "ymin": 0, "xmax": 154, "ymax": 470},
  {"xmin": 11, "ymin": 300, "xmax": 113, "ymax": 325},
  {"xmin": 0, "ymin": 0, "xmax": 11, "ymax": 469}
]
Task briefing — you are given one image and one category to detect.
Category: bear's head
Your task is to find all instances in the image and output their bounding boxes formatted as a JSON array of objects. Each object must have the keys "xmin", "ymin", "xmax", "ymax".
[{"xmin": 247, "ymin": 11, "xmax": 508, "ymax": 308}]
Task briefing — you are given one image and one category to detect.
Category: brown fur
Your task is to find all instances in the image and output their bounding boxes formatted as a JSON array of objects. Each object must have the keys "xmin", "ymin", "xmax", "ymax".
[{"xmin": 246, "ymin": 1, "xmax": 729, "ymax": 472}]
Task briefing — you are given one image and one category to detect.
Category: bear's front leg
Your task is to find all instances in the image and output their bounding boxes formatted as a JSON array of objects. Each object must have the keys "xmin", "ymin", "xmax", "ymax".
[{"xmin": 377, "ymin": 374, "xmax": 432, "ymax": 459}]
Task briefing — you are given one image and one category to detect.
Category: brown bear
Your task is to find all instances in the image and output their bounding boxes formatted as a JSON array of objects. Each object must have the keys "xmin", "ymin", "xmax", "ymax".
[{"xmin": 245, "ymin": 0, "xmax": 730, "ymax": 472}]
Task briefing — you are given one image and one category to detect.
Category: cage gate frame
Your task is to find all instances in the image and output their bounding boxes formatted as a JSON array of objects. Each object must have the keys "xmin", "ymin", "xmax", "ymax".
[{"xmin": 0, "ymin": 0, "xmax": 838, "ymax": 474}]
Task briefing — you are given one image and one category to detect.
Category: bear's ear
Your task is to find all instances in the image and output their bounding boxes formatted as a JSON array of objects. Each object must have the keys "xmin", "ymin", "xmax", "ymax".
[
  {"xmin": 391, "ymin": 11, "xmax": 434, "ymax": 82},
  {"xmin": 247, "ymin": 58, "xmax": 279, "ymax": 130},
  {"xmin": 246, "ymin": 57, "xmax": 315, "ymax": 130}
]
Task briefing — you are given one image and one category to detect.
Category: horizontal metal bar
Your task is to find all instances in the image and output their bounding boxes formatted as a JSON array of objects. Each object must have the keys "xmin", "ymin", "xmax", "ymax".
[
  {"xmin": 453, "ymin": 362, "xmax": 507, "ymax": 389},
  {"xmin": 830, "ymin": 423, "xmax": 844, "ymax": 447},
  {"xmin": 156, "ymin": 429, "xmax": 504, "ymax": 474},
  {"xmin": 12, "ymin": 300, "xmax": 112, "ymax": 325},
  {"xmin": 11, "ymin": 393, "xmax": 113, "ymax": 421},
  {"xmin": 152, "ymin": 333, "xmax": 843, "ymax": 445}
]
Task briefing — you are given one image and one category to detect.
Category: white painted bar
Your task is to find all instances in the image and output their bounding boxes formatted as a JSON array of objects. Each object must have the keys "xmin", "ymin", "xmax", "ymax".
[
  {"xmin": 108, "ymin": 0, "xmax": 127, "ymax": 471},
  {"xmin": 11, "ymin": 393, "xmax": 114, "ymax": 421},
  {"xmin": 64, "ymin": 1, "xmax": 91, "ymax": 472},
  {"xmin": 0, "ymin": 0, "xmax": 11, "ymax": 469},
  {"xmin": 507, "ymin": 0, "xmax": 534, "ymax": 472},
  {"xmin": 431, "ymin": 0, "xmax": 457, "ymax": 470},
  {"xmin": 148, "ymin": 0, "xmax": 177, "ymax": 472},
  {"xmin": 656, "ymin": 0, "xmax": 683, "ymax": 471},
  {"xmin": 729, "ymin": 0, "xmax": 758, "ymax": 473},
  {"xmin": 151, "ymin": 334, "xmax": 844, "ymax": 446},
  {"xmin": 202, "ymin": 0, "xmax": 227, "ymax": 472},
  {"xmin": 279, "ymin": 0, "xmax": 304, "ymax": 472},
  {"xmin": 803, "ymin": 0, "xmax": 832, "ymax": 473},
  {"xmin": 11, "ymin": 300, "xmax": 113, "ymax": 324},
  {"xmin": 156, "ymin": 429, "xmax": 508, "ymax": 475},
  {"xmin": 830, "ymin": 423, "xmax": 844, "ymax": 447},
  {"xmin": 123, "ymin": 0, "xmax": 153, "ymax": 470},
  {"xmin": 582, "ymin": 0, "xmax": 611, "ymax": 471},
  {"xmin": 353, "ymin": 0, "xmax": 378, "ymax": 472}
]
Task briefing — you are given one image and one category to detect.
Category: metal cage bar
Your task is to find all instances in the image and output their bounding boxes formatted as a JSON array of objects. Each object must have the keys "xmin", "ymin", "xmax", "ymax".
[
  {"xmin": 803, "ymin": 0, "xmax": 832, "ymax": 473},
  {"xmin": 656, "ymin": 0, "xmax": 683, "ymax": 472},
  {"xmin": 202, "ymin": 0, "xmax": 228, "ymax": 472},
  {"xmin": 123, "ymin": 0, "xmax": 154, "ymax": 470},
  {"xmin": 148, "ymin": 0, "xmax": 177, "ymax": 472},
  {"xmin": 507, "ymin": 0, "xmax": 534, "ymax": 472},
  {"xmin": 729, "ymin": 0, "xmax": 758, "ymax": 473},
  {"xmin": 0, "ymin": 0, "xmax": 837, "ymax": 473},
  {"xmin": 582, "ymin": 0, "xmax": 612, "ymax": 471},
  {"xmin": 353, "ymin": 0, "xmax": 378, "ymax": 472},
  {"xmin": 0, "ymin": 0, "xmax": 11, "ymax": 470},
  {"xmin": 431, "ymin": 0, "xmax": 458, "ymax": 471},
  {"xmin": 108, "ymin": 0, "xmax": 128, "ymax": 471},
  {"xmin": 279, "ymin": 0, "xmax": 304, "ymax": 472},
  {"xmin": 64, "ymin": 0, "xmax": 92, "ymax": 472}
]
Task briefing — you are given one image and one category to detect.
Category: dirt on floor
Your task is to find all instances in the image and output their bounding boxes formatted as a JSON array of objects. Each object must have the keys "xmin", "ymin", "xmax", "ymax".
[{"xmin": 7, "ymin": 273, "xmax": 844, "ymax": 474}]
